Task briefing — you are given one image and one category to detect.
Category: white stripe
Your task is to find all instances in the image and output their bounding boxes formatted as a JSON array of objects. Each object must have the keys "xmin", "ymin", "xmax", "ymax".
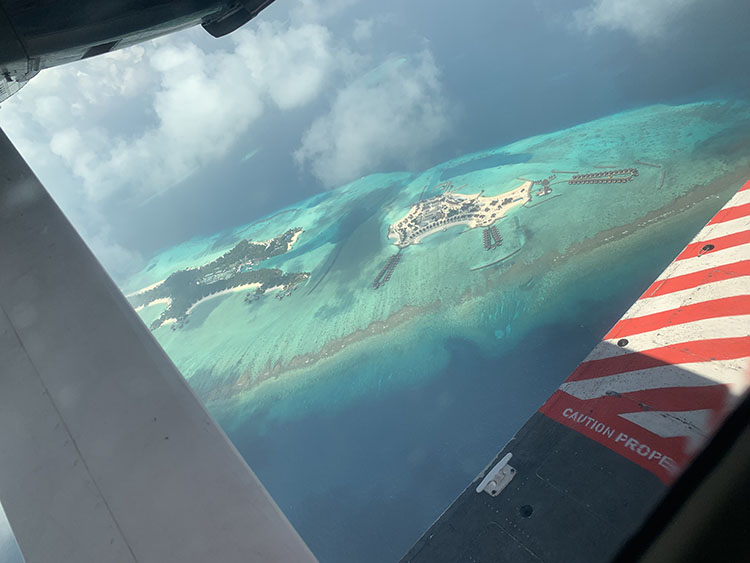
[
  {"xmin": 687, "ymin": 215, "xmax": 750, "ymax": 244},
  {"xmin": 559, "ymin": 358, "xmax": 749, "ymax": 400},
  {"xmin": 619, "ymin": 409, "xmax": 712, "ymax": 451},
  {"xmin": 677, "ymin": 195, "xmax": 750, "ymax": 249},
  {"xmin": 621, "ymin": 276, "xmax": 750, "ymax": 320},
  {"xmin": 619, "ymin": 408, "xmax": 711, "ymax": 438},
  {"xmin": 656, "ymin": 242, "xmax": 750, "ymax": 281},
  {"xmin": 721, "ymin": 188, "xmax": 750, "ymax": 210},
  {"xmin": 583, "ymin": 315, "xmax": 750, "ymax": 362}
]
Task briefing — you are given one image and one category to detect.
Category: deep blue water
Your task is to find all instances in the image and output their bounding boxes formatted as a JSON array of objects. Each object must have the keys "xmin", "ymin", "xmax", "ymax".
[{"xmin": 219, "ymin": 206, "xmax": 702, "ymax": 562}]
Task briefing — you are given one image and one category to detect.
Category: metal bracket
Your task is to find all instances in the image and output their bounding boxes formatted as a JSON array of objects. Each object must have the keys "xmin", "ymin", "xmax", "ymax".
[{"xmin": 475, "ymin": 453, "xmax": 516, "ymax": 496}]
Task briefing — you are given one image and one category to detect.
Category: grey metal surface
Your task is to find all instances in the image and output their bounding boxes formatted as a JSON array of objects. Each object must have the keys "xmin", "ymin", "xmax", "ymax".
[
  {"xmin": 0, "ymin": 127, "xmax": 316, "ymax": 562},
  {"xmin": 402, "ymin": 413, "xmax": 665, "ymax": 563}
]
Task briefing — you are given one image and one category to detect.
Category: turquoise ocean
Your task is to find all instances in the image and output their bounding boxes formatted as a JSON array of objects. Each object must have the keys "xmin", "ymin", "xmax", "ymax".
[{"xmin": 124, "ymin": 101, "xmax": 750, "ymax": 561}]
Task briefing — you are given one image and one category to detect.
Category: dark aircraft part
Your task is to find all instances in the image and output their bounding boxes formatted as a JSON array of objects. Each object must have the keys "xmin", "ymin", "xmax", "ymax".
[
  {"xmin": 402, "ymin": 413, "xmax": 664, "ymax": 562},
  {"xmin": 0, "ymin": 1, "xmax": 218, "ymax": 68},
  {"xmin": 202, "ymin": 0, "xmax": 274, "ymax": 37},
  {"xmin": 82, "ymin": 40, "xmax": 120, "ymax": 59},
  {"xmin": 615, "ymin": 392, "xmax": 750, "ymax": 563},
  {"xmin": 0, "ymin": 0, "xmax": 277, "ymax": 102},
  {"xmin": 0, "ymin": 4, "xmax": 27, "ymax": 72}
]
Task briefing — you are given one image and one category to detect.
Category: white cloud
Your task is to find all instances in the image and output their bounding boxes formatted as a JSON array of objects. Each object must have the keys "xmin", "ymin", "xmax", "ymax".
[
  {"xmin": 232, "ymin": 22, "xmax": 344, "ymax": 110},
  {"xmin": 73, "ymin": 45, "xmax": 152, "ymax": 104},
  {"xmin": 352, "ymin": 19, "xmax": 374, "ymax": 42},
  {"xmin": 0, "ymin": 5, "xmax": 354, "ymax": 281},
  {"xmin": 575, "ymin": 0, "xmax": 698, "ymax": 40},
  {"xmin": 295, "ymin": 52, "xmax": 450, "ymax": 187},
  {"xmin": 0, "ymin": 0, "xmax": 447, "ymax": 280},
  {"xmin": 2, "ymin": 19, "xmax": 344, "ymax": 202}
]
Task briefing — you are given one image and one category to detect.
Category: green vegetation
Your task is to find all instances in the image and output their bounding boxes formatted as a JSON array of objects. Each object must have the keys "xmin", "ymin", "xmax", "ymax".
[{"xmin": 129, "ymin": 228, "xmax": 308, "ymax": 329}]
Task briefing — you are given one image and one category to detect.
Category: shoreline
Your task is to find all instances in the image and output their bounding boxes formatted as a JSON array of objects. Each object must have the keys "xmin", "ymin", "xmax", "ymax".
[
  {"xmin": 393, "ymin": 181, "xmax": 532, "ymax": 247},
  {"xmin": 197, "ymin": 165, "xmax": 748, "ymax": 405},
  {"xmin": 410, "ymin": 220, "xmax": 474, "ymax": 244},
  {"xmin": 135, "ymin": 296, "xmax": 172, "ymax": 312},
  {"xmin": 202, "ymin": 299, "xmax": 443, "ymax": 404},
  {"xmin": 184, "ymin": 283, "xmax": 262, "ymax": 315},
  {"xmin": 126, "ymin": 279, "xmax": 165, "ymax": 297},
  {"xmin": 288, "ymin": 229, "xmax": 303, "ymax": 248}
]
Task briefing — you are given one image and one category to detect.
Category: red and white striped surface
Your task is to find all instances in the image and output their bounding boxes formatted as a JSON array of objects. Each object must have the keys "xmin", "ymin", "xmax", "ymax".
[{"xmin": 539, "ymin": 178, "xmax": 750, "ymax": 483}]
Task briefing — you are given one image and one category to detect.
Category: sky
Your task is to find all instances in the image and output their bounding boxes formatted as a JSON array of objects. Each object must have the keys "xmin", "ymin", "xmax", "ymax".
[
  {"xmin": 1, "ymin": 0, "xmax": 749, "ymax": 283},
  {"xmin": 0, "ymin": 0, "xmax": 749, "ymax": 558}
]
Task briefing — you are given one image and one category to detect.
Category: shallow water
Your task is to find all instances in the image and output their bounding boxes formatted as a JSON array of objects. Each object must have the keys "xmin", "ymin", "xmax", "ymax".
[{"xmin": 126, "ymin": 101, "xmax": 750, "ymax": 561}]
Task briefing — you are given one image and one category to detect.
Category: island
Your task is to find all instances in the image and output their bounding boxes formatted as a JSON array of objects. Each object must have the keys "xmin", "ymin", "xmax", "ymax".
[
  {"xmin": 388, "ymin": 181, "xmax": 532, "ymax": 248},
  {"xmin": 128, "ymin": 227, "xmax": 309, "ymax": 330}
]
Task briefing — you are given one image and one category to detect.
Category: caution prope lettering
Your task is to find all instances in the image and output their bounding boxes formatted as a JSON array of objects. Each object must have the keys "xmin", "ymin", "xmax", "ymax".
[{"xmin": 539, "ymin": 177, "xmax": 750, "ymax": 484}]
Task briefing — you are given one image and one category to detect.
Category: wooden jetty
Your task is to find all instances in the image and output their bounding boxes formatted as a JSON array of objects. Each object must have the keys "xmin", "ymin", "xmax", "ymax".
[
  {"xmin": 490, "ymin": 225, "xmax": 503, "ymax": 246},
  {"xmin": 482, "ymin": 226, "xmax": 503, "ymax": 251},
  {"xmin": 372, "ymin": 252, "xmax": 402, "ymax": 289},
  {"xmin": 568, "ymin": 168, "xmax": 639, "ymax": 185}
]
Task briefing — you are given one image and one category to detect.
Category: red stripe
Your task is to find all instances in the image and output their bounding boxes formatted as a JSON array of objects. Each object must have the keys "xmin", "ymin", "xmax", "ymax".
[
  {"xmin": 567, "ymin": 337, "xmax": 750, "ymax": 382},
  {"xmin": 539, "ymin": 390, "xmax": 690, "ymax": 483},
  {"xmin": 741, "ymin": 178, "xmax": 750, "ymax": 192},
  {"xmin": 676, "ymin": 230, "xmax": 750, "ymax": 261},
  {"xmin": 606, "ymin": 295, "xmax": 750, "ymax": 339},
  {"xmin": 708, "ymin": 203, "xmax": 750, "ymax": 225},
  {"xmin": 642, "ymin": 260, "xmax": 750, "ymax": 298}
]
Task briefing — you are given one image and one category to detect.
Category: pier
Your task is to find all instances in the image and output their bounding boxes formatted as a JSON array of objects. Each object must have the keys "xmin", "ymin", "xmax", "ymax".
[
  {"xmin": 482, "ymin": 226, "xmax": 503, "ymax": 251},
  {"xmin": 533, "ymin": 174, "xmax": 556, "ymax": 185},
  {"xmin": 568, "ymin": 168, "xmax": 638, "ymax": 185},
  {"xmin": 373, "ymin": 252, "xmax": 402, "ymax": 289},
  {"xmin": 529, "ymin": 174, "xmax": 557, "ymax": 197},
  {"xmin": 490, "ymin": 225, "xmax": 502, "ymax": 246}
]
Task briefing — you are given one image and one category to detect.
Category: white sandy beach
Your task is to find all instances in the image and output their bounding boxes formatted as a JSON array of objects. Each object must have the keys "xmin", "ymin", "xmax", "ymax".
[
  {"xmin": 134, "ymin": 296, "xmax": 172, "ymax": 312},
  {"xmin": 411, "ymin": 220, "xmax": 475, "ymax": 244},
  {"xmin": 392, "ymin": 181, "xmax": 532, "ymax": 246},
  {"xmin": 126, "ymin": 279, "xmax": 165, "ymax": 297},
  {"xmin": 288, "ymin": 229, "xmax": 303, "ymax": 247},
  {"xmin": 185, "ymin": 283, "xmax": 262, "ymax": 315}
]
